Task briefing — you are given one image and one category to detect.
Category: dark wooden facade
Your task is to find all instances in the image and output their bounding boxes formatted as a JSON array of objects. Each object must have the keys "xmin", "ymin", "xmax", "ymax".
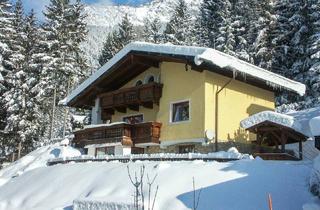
[
  {"xmin": 73, "ymin": 122, "xmax": 162, "ymax": 148},
  {"xmin": 99, "ymin": 82, "xmax": 163, "ymax": 117},
  {"xmin": 245, "ymin": 121, "xmax": 307, "ymax": 159}
]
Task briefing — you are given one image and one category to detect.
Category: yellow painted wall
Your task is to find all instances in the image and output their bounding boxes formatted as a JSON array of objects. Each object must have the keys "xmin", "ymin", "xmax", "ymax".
[
  {"xmin": 111, "ymin": 67, "xmax": 160, "ymax": 123},
  {"xmin": 121, "ymin": 67, "xmax": 160, "ymax": 89},
  {"xmin": 108, "ymin": 62, "xmax": 275, "ymax": 144},
  {"xmin": 204, "ymin": 70, "xmax": 275, "ymax": 142},
  {"xmin": 157, "ymin": 62, "xmax": 205, "ymax": 141}
]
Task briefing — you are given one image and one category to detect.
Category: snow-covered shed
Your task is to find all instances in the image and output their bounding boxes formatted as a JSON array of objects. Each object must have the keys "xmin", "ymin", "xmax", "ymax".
[{"xmin": 240, "ymin": 107, "xmax": 320, "ymax": 158}]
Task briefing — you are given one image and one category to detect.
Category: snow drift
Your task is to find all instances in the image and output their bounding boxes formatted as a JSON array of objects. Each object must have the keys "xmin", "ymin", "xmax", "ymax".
[{"xmin": 0, "ymin": 143, "xmax": 81, "ymax": 187}]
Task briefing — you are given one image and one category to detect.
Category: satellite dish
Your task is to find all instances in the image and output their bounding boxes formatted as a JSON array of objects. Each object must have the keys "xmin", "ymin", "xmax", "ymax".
[{"xmin": 205, "ymin": 129, "xmax": 215, "ymax": 140}]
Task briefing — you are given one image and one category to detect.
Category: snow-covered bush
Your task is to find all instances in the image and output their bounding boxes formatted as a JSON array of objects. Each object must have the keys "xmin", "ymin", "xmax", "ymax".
[{"xmin": 310, "ymin": 155, "xmax": 320, "ymax": 197}]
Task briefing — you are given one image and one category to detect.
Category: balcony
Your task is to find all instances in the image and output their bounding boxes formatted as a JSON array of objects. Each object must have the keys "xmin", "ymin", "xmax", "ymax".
[
  {"xmin": 73, "ymin": 122, "xmax": 162, "ymax": 147},
  {"xmin": 99, "ymin": 82, "xmax": 163, "ymax": 114}
]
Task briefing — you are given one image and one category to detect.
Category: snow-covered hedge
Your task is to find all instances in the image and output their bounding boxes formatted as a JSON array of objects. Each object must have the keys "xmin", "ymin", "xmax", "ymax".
[
  {"xmin": 310, "ymin": 155, "xmax": 320, "ymax": 198},
  {"xmin": 73, "ymin": 200, "xmax": 136, "ymax": 210}
]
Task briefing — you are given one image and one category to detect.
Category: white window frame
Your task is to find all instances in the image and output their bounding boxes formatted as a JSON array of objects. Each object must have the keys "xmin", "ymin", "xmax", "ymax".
[
  {"xmin": 122, "ymin": 113, "xmax": 144, "ymax": 123},
  {"xmin": 169, "ymin": 99, "xmax": 191, "ymax": 124}
]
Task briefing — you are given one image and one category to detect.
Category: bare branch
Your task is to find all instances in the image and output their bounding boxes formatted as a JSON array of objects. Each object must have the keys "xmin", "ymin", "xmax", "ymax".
[{"xmin": 151, "ymin": 185, "xmax": 159, "ymax": 210}]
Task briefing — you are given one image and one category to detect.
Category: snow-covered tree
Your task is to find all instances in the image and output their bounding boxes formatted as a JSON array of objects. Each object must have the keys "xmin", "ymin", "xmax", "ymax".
[
  {"xmin": 143, "ymin": 17, "xmax": 162, "ymax": 44},
  {"xmin": 98, "ymin": 13, "xmax": 136, "ymax": 66},
  {"xmin": 3, "ymin": 0, "xmax": 26, "ymax": 150},
  {"xmin": 197, "ymin": 0, "xmax": 233, "ymax": 51},
  {"xmin": 163, "ymin": 0, "xmax": 194, "ymax": 45},
  {"xmin": 98, "ymin": 31, "xmax": 119, "ymax": 66},
  {"xmin": 42, "ymin": 0, "xmax": 88, "ymax": 140},
  {"xmin": 252, "ymin": 0, "xmax": 274, "ymax": 70}
]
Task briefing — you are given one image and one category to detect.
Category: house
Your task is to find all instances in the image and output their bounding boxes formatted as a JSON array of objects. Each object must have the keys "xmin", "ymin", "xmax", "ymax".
[
  {"xmin": 62, "ymin": 42, "xmax": 306, "ymax": 156},
  {"xmin": 241, "ymin": 107, "xmax": 320, "ymax": 159}
]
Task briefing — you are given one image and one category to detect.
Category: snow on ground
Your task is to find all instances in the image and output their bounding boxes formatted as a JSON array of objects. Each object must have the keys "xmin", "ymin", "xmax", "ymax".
[
  {"xmin": 0, "ymin": 144, "xmax": 318, "ymax": 210},
  {"xmin": 0, "ymin": 143, "xmax": 81, "ymax": 187},
  {"xmin": 0, "ymin": 159, "xmax": 317, "ymax": 209}
]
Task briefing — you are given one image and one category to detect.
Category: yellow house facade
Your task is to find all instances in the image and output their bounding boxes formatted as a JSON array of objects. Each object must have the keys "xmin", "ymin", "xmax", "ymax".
[{"xmin": 64, "ymin": 42, "xmax": 305, "ymax": 156}]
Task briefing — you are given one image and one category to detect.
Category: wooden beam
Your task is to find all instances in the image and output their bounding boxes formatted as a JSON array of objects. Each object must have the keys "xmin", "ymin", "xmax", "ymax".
[
  {"xmin": 115, "ymin": 106, "xmax": 127, "ymax": 113},
  {"xmin": 299, "ymin": 140, "xmax": 303, "ymax": 160},
  {"xmin": 281, "ymin": 131, "xmax": 287, "ymax": 152},
  {"xmin": 133, "ymin": 55, "xmax": 160, "ymax": 68},
  {"xmin": 128, "ymin": 104, "xmax": 139, "ymax": 112},
  {"xmin": 142, "ymin": 102, "xmax": 153, "ymax": 109}
]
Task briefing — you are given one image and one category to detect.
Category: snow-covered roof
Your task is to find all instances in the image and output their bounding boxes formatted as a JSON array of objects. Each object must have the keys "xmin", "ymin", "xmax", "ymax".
[
  {"xmin": 240, "ymin": 107, "xmax": 320, "ymax": 137},
  {"xmin": 63, "ymin": 42, "xmax": 306, "ymax": 105},
  {"xmin": 0, "ymin": 72, "xmax": 3, "ymax": 81}
]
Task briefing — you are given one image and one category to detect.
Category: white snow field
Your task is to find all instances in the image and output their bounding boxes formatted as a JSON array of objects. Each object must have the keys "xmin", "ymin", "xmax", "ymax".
[
  {"xmin": 0, "ymin": 143, "xmax": 81, "ymax": 187},
  {"xmin": 0, "ymin": 145, "xmax": 319, "ymax": 210}
]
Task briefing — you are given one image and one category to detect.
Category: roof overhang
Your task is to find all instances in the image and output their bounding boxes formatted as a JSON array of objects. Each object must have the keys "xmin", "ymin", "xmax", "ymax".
[
  {"xmin": 240, "ymin": 111, "xmax": 308, "ymax": 143},
  {"xmin": 62, "ymin": 42, "xmax": 306, "ymax": 108}
]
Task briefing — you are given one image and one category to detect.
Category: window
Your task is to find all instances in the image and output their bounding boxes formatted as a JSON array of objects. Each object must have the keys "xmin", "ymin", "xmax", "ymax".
[
  {"xmin": 179, "ymin": 145, "xmax": 195, "ymax": 154},
  {"xmin": 171, "ymin": 101, "xmax": 190, "ymax": 123},
  {"xmin": 123, "ymin": 114, "xmax": 143, "ymax": 124},
  {"xmin": 135, "ymin": 80, "xmax": 143, "ymax": 86},
  {"xmin": 144, "ymin": 75, "xmax": 155, "ymax": 84},
  {"xmin": 95, "ymin": 146, "xmax": 115, "ymax": 156},
  {"xmin": 147, "ymin": 76, "xmax": 155, "ymax": 83}
]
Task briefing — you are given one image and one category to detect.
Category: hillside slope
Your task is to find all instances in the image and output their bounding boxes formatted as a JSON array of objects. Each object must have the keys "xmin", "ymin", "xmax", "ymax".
[{"xmin": 0, "ymin": 157, "xmax": 317, "ymax": 210}]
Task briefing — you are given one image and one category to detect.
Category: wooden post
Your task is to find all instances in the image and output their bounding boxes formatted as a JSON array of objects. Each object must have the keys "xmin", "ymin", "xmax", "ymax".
[
  {"xmin": 17, "ymin": 142, "xmax": 22, "ymax": 160},
  {"xmin": 281, "ymin": 131, "xmax": 287, "ymax": 153},
  {"xmin": 268, "ymin": 194, "xmax": 273, "ymax": 210},
  {"xmin": 299, "ymin": 140, "xmax": 303, "ymax": 160},
  {"xmin": 11, "ymin": 152, "xmax": 15, "ymax": 162}
]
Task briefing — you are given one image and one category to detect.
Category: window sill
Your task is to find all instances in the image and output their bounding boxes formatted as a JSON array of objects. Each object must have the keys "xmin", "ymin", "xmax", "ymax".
[{"xmin": 169, "ymin": 120, "xmax": 191, "ymax": 125}]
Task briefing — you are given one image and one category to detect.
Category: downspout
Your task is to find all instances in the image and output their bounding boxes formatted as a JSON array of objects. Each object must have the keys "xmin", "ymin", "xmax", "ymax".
[{"xmin": 214, "ymin": 71, "xmax": 236, "ymax": 152}]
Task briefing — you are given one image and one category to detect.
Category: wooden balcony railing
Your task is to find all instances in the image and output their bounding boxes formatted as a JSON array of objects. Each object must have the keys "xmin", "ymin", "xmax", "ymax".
[
  {"xmin": 132, "ymin": 122, "xmax": 162, "ymax": 145},
  {"xmin": 73, "ymin": 123, "xmax": 133, "ymax": 147},
  {"xmin": 99, "ymin": 82, "xmax": 163, "ymax": 113},
  {"xmin": 73, "ymin": 122, "xmax": 162, "ymax": 147}
]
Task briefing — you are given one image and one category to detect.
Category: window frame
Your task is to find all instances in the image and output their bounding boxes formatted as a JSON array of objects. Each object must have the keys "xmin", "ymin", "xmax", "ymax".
[
  {"xmin": 169, "ymin": 99, "xmax": 191, "ymax": 124},
  {"xmin": 122, "ymin": 113, "xmax": 144, "ymax": 124},
  {"xmin": 135, "ymin": 80, "xmax": 143, "ymax": 87},
  {"xmin": 95, "ymin": 146, "xmax": 115, "ymax": 156},
  {"xmin": 144, "ymin": 74, "xmax": 156, "ymax": 84}
]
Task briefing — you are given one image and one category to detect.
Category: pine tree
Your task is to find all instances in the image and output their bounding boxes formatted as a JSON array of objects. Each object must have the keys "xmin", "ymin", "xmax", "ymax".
[
  {"xmin": 197, "ymin": 0, "xmax": 233, "ymax": 49},
  {"xmin": 98, "ymin": 13, "xmax": 136, "ymax": 66},
  {"xmin": 117, "ymin": 13, "xmax": 136, "ymax": 48},
  {"xmin": 143, "ymin": 17, "xmax": 162, "ymax": 44},
  {"xmin": 42, "ymin": 0, "xmax": 88, "ymax": 140},
  {"xmin": 215, "ymin": 0, "xmax": 235, "ymax": 54},
  {"xmin": 303, "ymin": 0, "xmax": 320, "ymax": 106},
  {"xmin": 253, "ymin": 0, "xmax": 274, "ymax": 70},
  {"xmin": 0, "ymin": 0, "xmax": 14, "ymax": 156},
  {"xmin": 3, "ymin": 0, "xmax": 28, "ymax": 154},
  {"xmin": 98, "ymin": 31, "xmax": 118, "ymax": 66},
  {"xmin": 163, "ymin": 0, "xmax": 194, "ymax": 45}
]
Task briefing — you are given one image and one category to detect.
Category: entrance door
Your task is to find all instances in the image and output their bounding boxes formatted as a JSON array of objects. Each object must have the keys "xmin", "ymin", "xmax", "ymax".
[{"xmin": 123, "ymin": 114, "xmax": 143, "ymax": 124}]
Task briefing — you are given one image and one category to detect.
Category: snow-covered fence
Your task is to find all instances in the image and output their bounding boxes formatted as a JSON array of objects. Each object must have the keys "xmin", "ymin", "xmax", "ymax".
[
  {"xmin": 73, "ymin": 200, "xmax": 137, "ymax": 210},
  {"xmin": 47, "ymin": 152, "xmax": 248, "ymax": 166}
]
